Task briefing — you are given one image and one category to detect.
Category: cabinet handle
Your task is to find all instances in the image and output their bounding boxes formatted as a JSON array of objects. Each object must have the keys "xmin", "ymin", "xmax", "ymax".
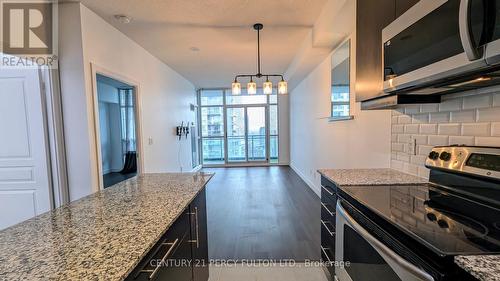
[
  {"xmin": 141, "ymin": 238, "xmax": 179, "ymax": 280},
  {"xmin": 188, "ymin": 207, "xmax": 200, "ymax": 248},
  {"xmin": 321, "ymin": 185, "xmax": 334, "ymax": 196},
  {"xmin": 321, "ymin": 202, "xmax": 335, "ymax": 217},
  {"xmin": 321, "ymin": 246, "xmax": 333, "ymax": 263},
  {"xmin": 321, "ymin": 220, "xmax": 335, "ymax": 237}
]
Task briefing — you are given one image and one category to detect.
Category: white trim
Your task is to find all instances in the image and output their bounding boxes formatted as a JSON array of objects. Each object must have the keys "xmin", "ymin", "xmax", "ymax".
[
  {"xmin": 203, "ymin": 163, "xmax": 288, "ymax": 168},
  {"xmin": 90, "ymin": 63, "xmax": 145, "ymax": 191},
  {"xmin": 39, "ymin": 67, "xmax": 70, "ymax": 207},
  {"xmin": 289, "ymin": 163, "xmax": 320, "ymax": 197}
]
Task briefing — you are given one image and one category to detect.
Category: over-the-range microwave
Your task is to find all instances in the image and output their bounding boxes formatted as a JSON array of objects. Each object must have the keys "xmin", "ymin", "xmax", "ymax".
[{"xmin": 382, "ymin": 0, "xmax": 500, "ymax": 96}]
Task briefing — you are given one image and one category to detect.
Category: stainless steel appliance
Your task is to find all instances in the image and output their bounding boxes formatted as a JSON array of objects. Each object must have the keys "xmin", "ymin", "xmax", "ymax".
[
  {"xmin": 335, "ymin": 146, "xmax": 500, "ymax": 281},
  {"xmin": 380, "ymin": 0, "xmax": 500, "ymax": 99}
]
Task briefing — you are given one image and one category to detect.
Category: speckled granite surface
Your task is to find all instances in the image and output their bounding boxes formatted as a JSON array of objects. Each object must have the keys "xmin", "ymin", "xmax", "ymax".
[
  {"xmin": 318, "ymin": 168, "xmax": 428, "ymax": 186},
  {"xmin": 0, "ymin": 172, "xmax": 213, "ymax": 281},
  {"xmin": 455, "ymin": 255, "xmax": 500, "ymax": 281}
]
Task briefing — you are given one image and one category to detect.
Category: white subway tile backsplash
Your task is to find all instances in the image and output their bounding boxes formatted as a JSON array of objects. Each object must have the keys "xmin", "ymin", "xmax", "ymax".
[
  {"xmin": 405, "ymin": 105, "xmax": 421, "ymax": 114},
  {"xmin": 477, "ymin": 107, "xmax": 500, "ymax": 122},
  {"xmin": 392, "ymin": 143, "xmax": 405, "ymax": 152},
  {"xmin": 463, "ymin": 94, "xmax": 492, "ymax": 109},
  {"xmin": 398, "ymin": 134, "xmax": 411, "ymax": 143},
  {"xmin": 449, "ymin": 136, "xmax": 475, "ymax": 146},
  {"xmin": 412, "ymin": 114, "xmax": 430, "ymax": 124},
  {"xmin": 494, "ymin": 94, "xmax": 500, "ymax": 107},
  {"xmin": 438, "ymin": 123, "xmax": 461, "ymax": 135},
  {"xmin": 462, "ymin": 123, "xmax": 491, "ymax": 136},
  {"xmin": 475, "ymin": 137, "xmax": 500, "ymax": 147},
  {"xmin": 428, "ymin": 135, "xmax": 449, "ymax": 146},
  {"xmin": 413, "ymin": 135, "xmax": 428, "ymax": 145},
  {"xmin": 420, "ymin": 124, "xmax": 437, "ymax": 135},
  {"xmin": 398, "ymin": 115, "xmax": 412, "ymax": 124},
  {"xmin": 393, "ymin": 124, "xmax": 404, "ymax": 133},
  {"xmin": 421, "ymin": 104, "xmax": 439, "ymax": 113},
  {"xmin": 405, "ymin": 124, "xmax": 420, "ymax": 134},
  {"xmin": 392, "ymin": 91, "xmax": 500, "ymax": 180},
  {"xmin": 439, "ymin": 98, "xmax": 462, "ymax": 112},
  {"xmin": 450, "ymin": 110, "xmax": 476, "ymax": 123},
  {"xmin": 418, "ymin": 145, "xmax": 434, "ymax": 156},
  {"xmin": 430, "ymin": 112, "xmax": 450, "ymax": 123},
  {"xmin": 492, "ymin": 123, "xmax": 500, "ymax": 136}
]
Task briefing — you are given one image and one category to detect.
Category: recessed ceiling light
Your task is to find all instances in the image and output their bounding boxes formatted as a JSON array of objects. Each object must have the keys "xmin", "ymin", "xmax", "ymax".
[
  {"xmin": 190, "ymin": 47, "xmax": 200, "ymax": 52},
  {"xmin": 114, "ymin": 15, "xmax": 131, "ymax": 24}
]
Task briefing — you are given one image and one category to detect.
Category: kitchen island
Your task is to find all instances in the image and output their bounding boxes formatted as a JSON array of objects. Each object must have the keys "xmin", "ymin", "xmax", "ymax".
[{"xmin": 0, "ymin": 173, "xmax": 213, "ymax": 281}]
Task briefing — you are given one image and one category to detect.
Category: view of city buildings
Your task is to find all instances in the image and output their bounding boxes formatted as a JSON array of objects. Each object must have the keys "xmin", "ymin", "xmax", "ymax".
[{"xmin": 200, "ymin": 90, "xmax": 278, "ymax": 164}]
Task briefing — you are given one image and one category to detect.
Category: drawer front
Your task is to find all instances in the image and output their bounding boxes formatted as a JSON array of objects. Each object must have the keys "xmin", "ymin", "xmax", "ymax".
[
  {"xmin": 320, "ymin": 177, "xmax": 337, "ymax": 203},
  {"xmin": 321, "ymin": 241, "xmax": 336, "ymax": 278},
  {"xmin": 127, "ymin": 211, "xmax": 191, "ymax": 281}
]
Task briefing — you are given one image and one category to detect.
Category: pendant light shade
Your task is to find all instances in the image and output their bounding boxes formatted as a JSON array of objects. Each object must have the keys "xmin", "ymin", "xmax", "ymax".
[
  {"xmin": 231, "ymin": 24, "xmax": 288, "ymax": 95},
  {"xmin": 278, "ymin": 79, "xmax": 288, "ymax": 95},
  {"xmin": 232, "ymin": 81, "xmax": 241, "ymax": 95},
  {"xmin": 247, "ymin": 79, "xmax": 257, "ymax": 95},
  {"xmin": 263, "ymin": 79, "xmax": 273, "ymax": 95}
]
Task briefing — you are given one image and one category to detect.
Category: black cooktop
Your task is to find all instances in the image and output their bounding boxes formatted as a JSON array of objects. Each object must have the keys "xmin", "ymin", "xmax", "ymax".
[{"xmin": 338, "ymin": 180, "xmax": 500, "ymax": 257}]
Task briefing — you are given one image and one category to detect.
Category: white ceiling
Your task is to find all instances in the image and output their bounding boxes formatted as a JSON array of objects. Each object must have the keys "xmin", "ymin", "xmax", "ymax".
[{"xmin": 76, "ymin": 0, "xmax": 329, "ymax": 88}]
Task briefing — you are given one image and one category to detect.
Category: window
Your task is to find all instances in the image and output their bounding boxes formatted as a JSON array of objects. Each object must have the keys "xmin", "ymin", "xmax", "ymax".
[
  {"xmin": 199, "ymin": 89, "xmax": 279, "ymax": 165},
  {"xmin": 331, "ymin": 40, "xmax": 352, "ymax": 119}
]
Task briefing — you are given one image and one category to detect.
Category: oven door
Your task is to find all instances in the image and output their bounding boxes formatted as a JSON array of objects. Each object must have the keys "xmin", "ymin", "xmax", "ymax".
[{"xmin": 335, "ymin": 201, "xmax": 434, "ymax": 281}]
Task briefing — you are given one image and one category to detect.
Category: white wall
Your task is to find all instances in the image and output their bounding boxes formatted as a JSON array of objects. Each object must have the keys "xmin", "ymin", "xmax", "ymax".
[
  {"xmin": 289, "ymin": 36, "xmax": 392, "ymax": 195},
  {"xmin": 391, "ymin": 89, "xmax": 500, "ymax": 178},
  {"xmin": 59, "ymin": 3, "xmax": 196, "ymax": 200}
]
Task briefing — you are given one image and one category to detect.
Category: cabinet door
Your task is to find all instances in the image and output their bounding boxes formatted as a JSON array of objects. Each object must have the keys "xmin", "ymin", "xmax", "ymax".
[
  {"xmin": 395, "ymin": 0, "xmax": 419, "ymax": 18},
  {"xmin": 355, "ymin": 0, "xmax": 396, "ymax": 102},
  {"xmin": 190, "ymin": 189, "xmax": 209, "ymax": 281},
  {"xmin": 126, "ymin": 211, "xmax": 192, "ymax": 281}
]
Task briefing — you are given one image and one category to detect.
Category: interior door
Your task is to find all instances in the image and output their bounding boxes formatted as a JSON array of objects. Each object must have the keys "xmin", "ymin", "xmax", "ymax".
[
  {"xmin": 246, "ymin": 106, "xmax": 267, "ymax": 162},
  {"xmin": 0, "ymin": 68, "xmax": 52, "ymax": 230}
]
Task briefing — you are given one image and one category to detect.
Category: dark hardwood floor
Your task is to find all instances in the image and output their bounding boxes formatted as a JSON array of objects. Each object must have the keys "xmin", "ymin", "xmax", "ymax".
[{"xmin": 203, "ymin": 166, "xmax": 320, "ymax": 261}]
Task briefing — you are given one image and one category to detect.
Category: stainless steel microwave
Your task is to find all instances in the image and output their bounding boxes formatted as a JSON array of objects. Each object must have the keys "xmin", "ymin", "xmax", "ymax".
[{"xmin": 382, "ymin": 0, "xmax": 500, "ymax": 95}]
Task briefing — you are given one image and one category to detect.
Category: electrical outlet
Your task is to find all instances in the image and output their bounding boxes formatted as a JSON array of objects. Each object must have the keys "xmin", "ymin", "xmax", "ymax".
[
  {"xmin": 408, "ymin": 136, "xmax": 417, "ymax": 155},
  {"xmin": 148, "ymin": 137, "xmax": 153, "ymax": 145}
]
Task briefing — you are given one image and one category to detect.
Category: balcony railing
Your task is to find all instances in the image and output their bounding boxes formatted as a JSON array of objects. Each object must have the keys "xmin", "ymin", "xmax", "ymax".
[{"xmin": 202, "ymin": 135, "xmax": 278, "ymax": 163}]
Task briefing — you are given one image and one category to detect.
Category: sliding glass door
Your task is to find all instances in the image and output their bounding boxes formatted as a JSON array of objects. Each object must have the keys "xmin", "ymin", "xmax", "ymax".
[
  {"xmin": 199, "ymin": 89, "xmax": 278, "ymax": 166},
  {"xmin": 246, "ymin": 106, "xmax": 266, "ymax": 161}
]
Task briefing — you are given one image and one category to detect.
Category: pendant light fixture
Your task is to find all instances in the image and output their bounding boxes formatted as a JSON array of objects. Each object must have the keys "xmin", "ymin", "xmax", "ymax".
[{"xmin": 232, "ymin": 23, "xmax": 288, "ymax": 95}]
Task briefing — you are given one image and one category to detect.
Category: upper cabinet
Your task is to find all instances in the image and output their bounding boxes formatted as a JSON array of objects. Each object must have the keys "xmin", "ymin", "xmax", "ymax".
[
  {"xmin": 395, "ymin": 0, "xmax": 420, "ymax": 18},
  {"xmin": 355, "ymin": 0, "xmax": 419, "ymax": 103}
]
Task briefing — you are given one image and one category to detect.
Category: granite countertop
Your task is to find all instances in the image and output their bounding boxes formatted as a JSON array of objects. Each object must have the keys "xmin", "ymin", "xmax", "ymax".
[
  {"xmin": 0, "ymin": 172, "xmax": 213, "ymax": 281},
  {"xmin": 455, "ymin": 255, "xmax": 500, "ymax": 281},
  {"xmin": 318, "ymin": 168, "xmax": 428, "ymax": 186}
]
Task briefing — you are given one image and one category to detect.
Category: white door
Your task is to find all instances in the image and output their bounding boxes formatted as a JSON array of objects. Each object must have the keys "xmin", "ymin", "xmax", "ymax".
[{"xmin": 0, "ymin": 68, "xmax": 52, "ymax": 230}]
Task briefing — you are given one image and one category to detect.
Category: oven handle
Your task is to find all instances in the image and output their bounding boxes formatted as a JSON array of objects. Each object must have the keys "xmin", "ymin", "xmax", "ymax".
[
  {"xmin": 336, "ymin": 201, "xmax": 434, "ymax": 281},
  {"xmin": 459, "ymin": 0, "xmax": 481, "ymax": 61}
]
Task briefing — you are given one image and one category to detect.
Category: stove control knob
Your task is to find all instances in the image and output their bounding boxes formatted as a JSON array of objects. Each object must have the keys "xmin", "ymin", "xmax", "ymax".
[
  {"xmin": 439, "ymin": 151, "xmax": 452, "ymax": 161},
  {"xmin": 428, "ymin": 151, "xmax": 440, "ymax": 160},
  {"xmin": 437, "ymin": 219, "xmax": 449, "ymax": 229},
  {"xmin": 427, "ymin": 213, "xmax": 437, "ymax": 221}
]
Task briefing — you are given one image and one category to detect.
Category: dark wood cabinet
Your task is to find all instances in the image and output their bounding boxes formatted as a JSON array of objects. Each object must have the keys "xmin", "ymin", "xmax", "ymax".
[
  {"xmin": 355, "ymin": 0, "xmax": 419, "ymax": 103},
  {"xmin": 189, "ymin": 189, "xmax": 209, "ymax": 281},
  {"xmin": 395, "ymin": 0, "xmax": 419, "ymax": 18},
  {"xmin": 126, "ymin": 188, "xmax": 209, "ymax": 281}
]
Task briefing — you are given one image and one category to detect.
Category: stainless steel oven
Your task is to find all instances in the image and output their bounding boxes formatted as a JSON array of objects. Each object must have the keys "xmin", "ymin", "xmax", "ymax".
[
  {"xmin": 383, "ymin": 0, "xmax": 500, "ymax": 95},
  {"xmin": 335, "ymin": 200, "xmax": 434, "ymax": 281}
]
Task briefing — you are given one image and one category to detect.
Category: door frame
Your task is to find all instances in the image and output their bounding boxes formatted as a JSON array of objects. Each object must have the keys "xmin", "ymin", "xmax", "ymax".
[{"xmin": 90, "ymin": 63, "xmax": 144, "ymax": 191}]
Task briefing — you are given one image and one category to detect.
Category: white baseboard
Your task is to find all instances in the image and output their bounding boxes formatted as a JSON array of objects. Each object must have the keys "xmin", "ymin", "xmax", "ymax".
[
  {"xmin": 191, "ymin": 165, "xmax": 202, "ymax": 172},
  {"xmin": 289, "ymin": 163, "xmax": 320, "ymax": 197}
]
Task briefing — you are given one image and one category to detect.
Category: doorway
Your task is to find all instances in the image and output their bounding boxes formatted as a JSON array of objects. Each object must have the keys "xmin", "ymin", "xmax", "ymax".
[{"xmin": 96, "ymin": 74, "xmax": 138, "ymax": 188}]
